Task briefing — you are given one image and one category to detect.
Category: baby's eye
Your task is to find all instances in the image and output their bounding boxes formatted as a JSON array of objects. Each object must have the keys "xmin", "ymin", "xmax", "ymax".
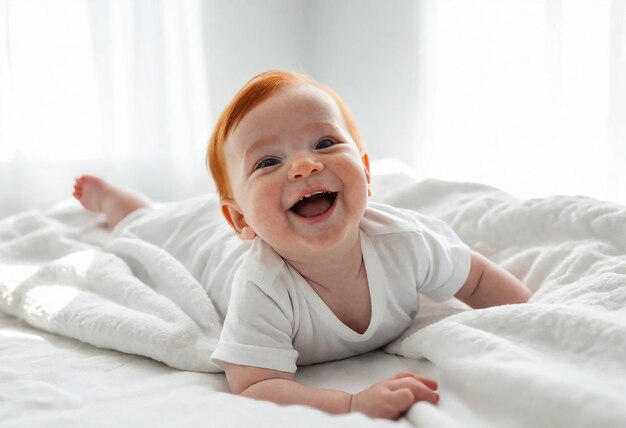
[
  {"xmin": 255, "ymin": 157, "xmax": 280, "ymax": 170},
  {"xmin": 315, "ymin": 139, "xmax": 337, "ymax": 150}
]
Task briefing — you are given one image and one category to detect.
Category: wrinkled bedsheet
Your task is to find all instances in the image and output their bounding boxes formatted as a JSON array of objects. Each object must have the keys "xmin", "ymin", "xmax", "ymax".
[{"xmin": 2, "ymin": 163, "xmax": 625, "ymax": 427}]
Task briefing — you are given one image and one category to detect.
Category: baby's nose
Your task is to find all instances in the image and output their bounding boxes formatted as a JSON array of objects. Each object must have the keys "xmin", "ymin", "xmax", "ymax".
[{"xmin": 288, "ymin": 157, "xmax": 324, "ymax": 180}]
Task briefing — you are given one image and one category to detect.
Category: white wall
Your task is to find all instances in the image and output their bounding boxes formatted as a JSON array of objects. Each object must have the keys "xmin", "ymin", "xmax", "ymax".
[{"xmin": 202, "ymin": 0, "xmax": 421, "ymax": 166}]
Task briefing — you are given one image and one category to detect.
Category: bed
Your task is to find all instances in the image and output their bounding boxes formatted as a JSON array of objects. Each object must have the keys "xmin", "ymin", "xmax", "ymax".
[{"xmin": 2, "ymin": 160, "xmax": 625, "ymax": 427}]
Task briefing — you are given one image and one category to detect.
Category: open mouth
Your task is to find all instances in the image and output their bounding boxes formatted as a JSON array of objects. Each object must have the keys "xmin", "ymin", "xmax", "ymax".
[{"xmin": 290, "ymin": 191, "xmax": 337, "ymax": 218}]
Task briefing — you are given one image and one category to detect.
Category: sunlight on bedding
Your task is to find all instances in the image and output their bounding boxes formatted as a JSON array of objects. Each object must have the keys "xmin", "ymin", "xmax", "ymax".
[
  {"xmin": 0, "ymin": 265, "xmax": 40, "ymax": 304},
  {"xmin": 0, "ymin": 328, "xmax": 46, "ymax": 341},
  {"xmin": 0, "ymin": 251, "xmax": 95, "ymax": 315},
  {"xmin": 57, "ymin": 250, "xmax": 98, "ymax": 277},
  {"xmin": 23, "ymin": 286, "xmax": 82, "ymax": 321}
]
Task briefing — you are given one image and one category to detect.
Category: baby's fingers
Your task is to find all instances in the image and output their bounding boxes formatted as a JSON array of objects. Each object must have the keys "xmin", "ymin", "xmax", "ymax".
[
  {"xmin": 389, "ymin": 388, "xmax": 417, "ymax": 417},
  {"xmin": 391, "ymin": 371, "xmax": 438, "ymax": 391},
  {"xmin": 389, "ymin": 377, "xmax": 440, "ymax": 404}
]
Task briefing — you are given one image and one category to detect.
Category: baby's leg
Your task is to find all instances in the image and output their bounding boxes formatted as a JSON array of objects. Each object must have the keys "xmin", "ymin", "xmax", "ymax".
[{"xmin": 72, "ymin": 175, "xmax": 151, "ymax": 229}]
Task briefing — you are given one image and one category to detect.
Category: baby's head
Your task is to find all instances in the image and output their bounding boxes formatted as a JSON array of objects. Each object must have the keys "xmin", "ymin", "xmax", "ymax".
[{"xmin": 207, "ymin": 70, "xmax": 371, "ymax": 259}]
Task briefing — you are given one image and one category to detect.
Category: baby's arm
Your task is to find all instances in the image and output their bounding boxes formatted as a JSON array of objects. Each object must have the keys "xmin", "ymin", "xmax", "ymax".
[
  {"xmin": 455, "ymin": 251, "xmax": 532, "ymax": 308},
  {"xmin": 224, "ymin": 363, "xmax": 439, "ymax": 420}
]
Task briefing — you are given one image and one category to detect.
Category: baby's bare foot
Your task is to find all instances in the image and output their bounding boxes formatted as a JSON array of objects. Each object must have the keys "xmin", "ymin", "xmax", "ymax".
[
  {"xmin": 72, "ymin": 175, "xmax": 150, "ymax": 229},
  {"xmin": 73, "ymin": 175, "xmax": 106, "ymax": 213}
]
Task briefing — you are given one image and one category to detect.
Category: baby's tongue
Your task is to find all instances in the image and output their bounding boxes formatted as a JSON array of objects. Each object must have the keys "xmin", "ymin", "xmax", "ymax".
[{"xmin": 292, "ymin": 193, "xmax": 332, "ymax": 218}]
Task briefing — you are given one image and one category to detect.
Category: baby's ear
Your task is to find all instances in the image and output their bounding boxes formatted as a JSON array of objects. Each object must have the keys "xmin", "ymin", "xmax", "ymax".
[
  {"xmin": 361, "ymin": 153, "xmax": 372, "ymax": 196},
  {"xmin": 220, "ymin": 199, "xmax": 257, "ymax": 241},
  {"xmin": 361, "ymin": 152, "xmax": 371, "ymax": 175}
]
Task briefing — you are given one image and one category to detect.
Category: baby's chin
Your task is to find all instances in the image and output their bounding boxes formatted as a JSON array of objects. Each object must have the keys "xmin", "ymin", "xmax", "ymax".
[{"xmin": 272, "ymin": 227, "xmax": 361, "ymax": 261}]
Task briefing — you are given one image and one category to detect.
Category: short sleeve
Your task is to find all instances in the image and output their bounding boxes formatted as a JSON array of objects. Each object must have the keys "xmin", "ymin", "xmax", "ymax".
[
  {"xmin": 412, "ymin": 214, "xmax": 471, "ymax": 302},
  {"xmin": 210, "ymin": 274, "xmax": 299, "ymax": 373}
]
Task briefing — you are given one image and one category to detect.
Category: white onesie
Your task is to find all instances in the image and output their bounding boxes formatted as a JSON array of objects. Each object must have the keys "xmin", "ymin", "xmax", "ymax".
[
  {"xmin": 114, "ymin": 198, "xmax": 471, "ymax": 373},
  {"xmin": 211, "ymin": 202, "xmax": 471, "ymax": 372}
]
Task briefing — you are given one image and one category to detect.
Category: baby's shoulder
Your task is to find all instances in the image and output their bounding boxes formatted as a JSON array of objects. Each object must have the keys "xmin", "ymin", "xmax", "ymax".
[
  {"xmin": 360, "ymin": 202, "xmax": 427, "ymax": 237},
  {"xmin": 235, "ymin": 238, "xmax": 292, "ymax": 295}
]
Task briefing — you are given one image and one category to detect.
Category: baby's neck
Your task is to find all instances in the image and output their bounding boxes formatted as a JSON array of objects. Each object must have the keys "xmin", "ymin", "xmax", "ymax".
[{"xmin": 285, "ymin": 235, "xmax": 364, "ymax": 293}]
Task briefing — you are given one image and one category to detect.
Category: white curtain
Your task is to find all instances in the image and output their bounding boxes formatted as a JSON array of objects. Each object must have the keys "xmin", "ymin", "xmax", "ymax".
[
  {"xmin": 0, "ymin": 0, "xmax": 211, "ymax": 218},
  {"xmin": 1, "ymin": 0, "xmax": 625, "ymax": 219},
  {"xmin": 414, "ymin": 0, "xmax": 626, "ymax": 203}
]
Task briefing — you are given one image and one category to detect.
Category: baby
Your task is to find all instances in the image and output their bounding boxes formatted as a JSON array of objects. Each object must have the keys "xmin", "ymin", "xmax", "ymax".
[{"xmin": 73, "ymin": 70, "xmax": 532, "ymax": 420}]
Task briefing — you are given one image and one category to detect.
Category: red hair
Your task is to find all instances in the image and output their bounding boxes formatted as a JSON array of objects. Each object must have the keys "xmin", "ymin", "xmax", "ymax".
[{"xmin": 206, "ymin": 70, "xmax": 363, "ymax": 199}]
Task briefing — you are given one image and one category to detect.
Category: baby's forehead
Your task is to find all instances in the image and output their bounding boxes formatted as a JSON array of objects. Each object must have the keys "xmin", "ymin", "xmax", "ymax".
[
  {"xmin": 250, "ymin": 84, "xmax": 341, "ymax": 121},
  {"xmin": 227, "ymin": 85, "xmax": 347, "ymax": 148}
]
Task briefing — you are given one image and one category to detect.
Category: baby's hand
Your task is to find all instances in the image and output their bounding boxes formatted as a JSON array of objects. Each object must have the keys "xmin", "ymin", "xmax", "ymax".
[{"xmin": 350, "ymin": 372, "xmax": 439, "ymax": 420}]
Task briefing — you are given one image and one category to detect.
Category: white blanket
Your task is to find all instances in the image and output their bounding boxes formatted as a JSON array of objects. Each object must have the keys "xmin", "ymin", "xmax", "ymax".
[
  {"xmin": 381, "ymin": 176, "xmax": 626, "ymax": 428},
  {"xmin": 0, "ymin": 211, "xmax": 222, "ymax": 372},
  {"xmin": 1, "ymin": 168, "xmax": 625, "ymax": 427}
]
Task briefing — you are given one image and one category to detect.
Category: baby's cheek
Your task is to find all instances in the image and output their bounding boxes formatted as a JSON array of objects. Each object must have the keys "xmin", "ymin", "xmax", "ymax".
[{"xmin": 250, "ymin": 202, "xmax": 279, "ymax": 234}]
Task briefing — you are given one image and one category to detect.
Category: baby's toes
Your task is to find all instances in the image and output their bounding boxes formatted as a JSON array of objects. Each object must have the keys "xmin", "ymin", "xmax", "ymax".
[{"xmin": 73, "ymin": 177, "xmax": 86, "ymax": 198}]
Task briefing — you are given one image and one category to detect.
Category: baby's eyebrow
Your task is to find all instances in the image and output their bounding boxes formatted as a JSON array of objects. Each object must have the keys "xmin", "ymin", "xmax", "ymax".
[
  {"xmin": 302, "ymin": 121, "xmax": 342, "ymax": 134},
  {"xmin": 243, "ymin": 137, "xmax": 277, "ymax": 161}
]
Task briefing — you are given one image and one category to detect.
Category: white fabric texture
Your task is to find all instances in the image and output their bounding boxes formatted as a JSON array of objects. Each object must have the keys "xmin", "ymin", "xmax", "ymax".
[
  {"xmin": 0, "ymin": 212, "xmax": 222, "ymax": 372},
  {"xmin": 377, "ymin": 174, "xmax": 626, "ymax": 428},
  {"xmin": 212, "ymin": 203, "xmax": 471, "ymax": 372},
  {"xmin": 1, "ymin": 166, "xmax": 626, "ymax": 427}
]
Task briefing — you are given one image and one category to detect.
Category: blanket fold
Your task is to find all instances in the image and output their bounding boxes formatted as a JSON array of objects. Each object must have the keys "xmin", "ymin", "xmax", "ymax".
[
  {"xmin": 0, "ymin": 207, "xmax": 221, "ymax": 372},
  {"xmin": 381, "ymin": 177, "xmax": 626, "ymax": 428}
]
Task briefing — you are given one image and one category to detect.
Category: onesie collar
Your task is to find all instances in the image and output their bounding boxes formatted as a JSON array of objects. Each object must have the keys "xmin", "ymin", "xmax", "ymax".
[{"xmin": 290, "ymin": 230, "xmax": 386, "ymax": 341}]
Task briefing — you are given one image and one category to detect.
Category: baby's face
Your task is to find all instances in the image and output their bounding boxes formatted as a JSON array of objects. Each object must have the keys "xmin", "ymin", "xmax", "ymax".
[{"xmin": 221, "ymin": 83, "xmax": 370, "ymax": 262}]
